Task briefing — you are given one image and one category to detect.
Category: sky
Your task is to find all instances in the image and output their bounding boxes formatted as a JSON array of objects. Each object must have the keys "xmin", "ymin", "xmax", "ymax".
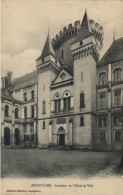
[{"xmin": 1, "ymin": 0, "xmax": 123, "ymax": 79}]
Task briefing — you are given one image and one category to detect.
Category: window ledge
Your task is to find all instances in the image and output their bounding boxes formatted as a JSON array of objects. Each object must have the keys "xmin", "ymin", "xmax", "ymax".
[{"xmin": 23, "ymin": 99, "xmax": 35, "ymax": 104}]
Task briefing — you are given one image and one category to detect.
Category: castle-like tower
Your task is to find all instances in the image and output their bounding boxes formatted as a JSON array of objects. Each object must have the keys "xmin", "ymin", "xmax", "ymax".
[
  {"xmin": 36, "ymin": 33, "xmax": 61, "ymax": 146},
  {"xmin": 71, "ymin": 11, "xmax": 103, "ymax": 147}
]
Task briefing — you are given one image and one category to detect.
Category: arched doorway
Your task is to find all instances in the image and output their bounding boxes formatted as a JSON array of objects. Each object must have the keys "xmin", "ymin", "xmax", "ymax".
[
  {"xmin": 58, "ymin": 127, "xmax": 65, "ymax": 146},
  {"xmin": 15, "ymin": 128, "xmax": 20, "ymax": 145},
  {"xmin": 4, "ymin": 127, "xmax": 10, "ymax": 145}
]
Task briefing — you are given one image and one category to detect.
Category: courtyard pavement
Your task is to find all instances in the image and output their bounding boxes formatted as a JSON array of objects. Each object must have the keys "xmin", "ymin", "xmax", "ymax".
[{"xmin": 1, "ymin": 148, "xmax": 121, "ymax": 179}]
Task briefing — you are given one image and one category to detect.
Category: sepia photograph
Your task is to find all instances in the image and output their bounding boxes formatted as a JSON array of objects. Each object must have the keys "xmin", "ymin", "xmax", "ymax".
[{"xmin": 1, "ymin": 0, "xmax": 123, "ymax": 194}]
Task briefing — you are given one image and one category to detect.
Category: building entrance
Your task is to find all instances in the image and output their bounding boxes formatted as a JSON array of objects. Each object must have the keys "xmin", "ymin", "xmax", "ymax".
[
  {"xmin": 58, "ymin": 127, "xmax": 65, "ymax": 146},
  {"xmin": 4, "ymin": 127, "xmax": 10, "ymax": 145},
  {"xmin": 15, "ymin": 128, "xmax": 20, "ymax": 145},
  {"xmin": 59, "ymin": 134, "xmax": 65, "ymax": 146}
]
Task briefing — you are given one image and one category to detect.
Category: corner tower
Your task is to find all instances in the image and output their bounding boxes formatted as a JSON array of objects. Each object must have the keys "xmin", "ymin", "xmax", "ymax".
[
  {"xmin": 36, "ymin": 33, "xmax": 60, "ymax": 147},
  {"xmin": 71, "ymin": 10, "xmax": 103, "ymax": 148}
]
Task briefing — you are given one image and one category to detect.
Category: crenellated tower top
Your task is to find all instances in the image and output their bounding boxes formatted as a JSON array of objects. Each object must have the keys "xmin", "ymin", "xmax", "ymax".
[{"xmin": 52, "ymin": 17, "xmax": 104, "ymax": 50}]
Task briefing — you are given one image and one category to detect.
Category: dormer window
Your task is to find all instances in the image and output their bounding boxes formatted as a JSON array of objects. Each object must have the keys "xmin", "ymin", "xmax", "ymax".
[
  {"xmin": 24, "ymin": 92, "xmax": 27, "ymax": 102},
  {"xmin": 31, "ymin": 90, "xmax": 34, "ymax": 100},
  {"xmin": 15, "ymin": 108, "xmax": 19, "ymax": 118},
  {"xmin": 62, "ymin": 50, "xmax": 64, "ymax": 59},
  {"xmin": 80, "ymin": 40, "xmax": 83, "ymax": 45},
  {"xmin": 99, "ymin": 73, "xmax": 106, "ymax": 86},
  {"xmin": 114, "ymin": 68, "xmax": 121, "ymax": 82}
]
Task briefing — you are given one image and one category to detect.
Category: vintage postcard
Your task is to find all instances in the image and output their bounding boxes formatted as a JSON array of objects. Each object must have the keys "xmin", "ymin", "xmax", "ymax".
[{"xmin": 1, "ymin": 0, "xmax": 123, "ymax": 194}]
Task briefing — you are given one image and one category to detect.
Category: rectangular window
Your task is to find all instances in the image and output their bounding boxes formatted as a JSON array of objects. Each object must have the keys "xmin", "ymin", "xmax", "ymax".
[
  {"xmin": 114, "ymin": 90, "xmax": 121, "ymax": 107},
  {"xmin": 80, "ymin": 116, "xmax": 84, "ymax": 126},
  {"xmin": 80, "ymin": 93, "xmax": 85, "ymax": 108},
  {"xmin": 42, "ymin": 121, "xmax": 45, "ymax": 129},
  {"xmin": 81, "ymin": 72, "xmax": 83, "ymax": 82},
  {"xmin": 113, "ymin": 117, "xmax": 122, "ymax": 126},
  {"xmin": 58, "ymin": 99, "xmax": 61, "ymax": 112},
  {"xmin": 99, "ymin": 118, "xmax": 103, "ymax": 127},
  {"xmin": 23, "ymin": 124, "xmax": 27, "ymax": 132},
  {"xmin": 31, "ymin": 135, "xmax": 34, "ymax": 142},
  {"xmin": 24, "ymin": 135, "xmax": 27, "ymax": 142},
  {"xmin": 31, "ymin": 90, "xmax": 34, "ymax": 100},
  {"xmin": 99, "ymin": 118, "xmax": 106, "ymax": 127},
  {"xmin": 30, "ymin": 123, "xmax": 34, "ymax": 132},
  {"xmin": 100, "ymin": 93, "xmax": 106, "ymax": 109},
  {"xmin": 24, "ymin": 107, "xmax": 27, "ymax": 119},
  {"xmin": 55, "ymin": 100, "xmax": 57, "ymax": 112},
  {"xmin": 42, "ymin": 101, "xmax": 46, "ymax": 114},
  {"xmin": 68, "ymin": 97, "xmax": 71, "ymax": 110},
  {"xmin": 31, "ymin": 105, "xmax": 34, "ymax": 118},
  {"xmin": 99, "ymin": 73, "xmax": 106, "ymax": 86},
  {"xmin": 24, "ymin": 93, "xmax": 27, "ymax": 102},
  {"xmin": 64, "ymin": 98, "xmax": 67, "ymax": 110},
  {"xmin": 114, "ymin": 69, "xmax": 121, "ymax": 82},
  {"xmin": 26, "ymin": 135, "xmax": 30, "ymax": 141}
]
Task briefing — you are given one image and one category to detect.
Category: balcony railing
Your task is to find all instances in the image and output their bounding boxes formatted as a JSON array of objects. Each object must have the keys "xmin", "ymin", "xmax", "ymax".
[
  {"xmin": 51, "ymin": 107, "xmax": 74, "ymax": 114},
  {"xmin": 4, "ymin": 116, "xmax": 12, "ymax": 122}
]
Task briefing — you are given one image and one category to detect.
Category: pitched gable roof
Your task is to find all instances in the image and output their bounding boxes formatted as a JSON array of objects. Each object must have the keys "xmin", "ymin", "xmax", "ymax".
[
  {"xmin": 12, "ymin": 71, "xmax": 38, "ymax": 91},
  {"xmin": 72, "ymin": 10, "xmax": 92, "ymax": 44},
  {"xmin": 36, "ymin": 34, "xmax": 56, "ymax": 61},
  {"xmin": 99, "ymin": 37, "xmax": 123, "ymax": 66},
  {"xmin": 52, "ymin": 67, "xmax": 73, "ymax": 84}
]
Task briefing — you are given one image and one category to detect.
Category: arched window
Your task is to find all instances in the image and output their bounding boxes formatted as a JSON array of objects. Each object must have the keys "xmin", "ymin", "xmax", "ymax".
[
  {"xmin": 115, "ymin": 131, "xmax": 121, "ymax": 142},
  {"xmin": 42, "ymin": 100, "xmax": 46, "ymax": 114},
  {"xmin": 23, "ymin": 92, "xmax": 27, "ymax": 102},
  {"xmin": 99, "ymin": 73, "xmax": 106, "ymax": 86},
  {"xmin": 15, "ymin": 108, "xmax": 19, "ymax": 118},
  {"xmin": 80, "ymin": 116, "xmax": 84, "ymax": 126},
  {"xmin": 31, "ymin": 90, "xmax": 34, "ymax": 100},
  {"xmin": 114, "ymin": 68, "xmax": 121, "ymax": 82},
  {"xmin": 80, "ymin": 92, "xmax": 85, "ymax": 108},
  {"xmin": 63, "ymin": 91, "xmax": 71, "ymax": 111},
  {"xmin": 114, "ymin": 90, "xmax": 121, "ymax": 107},
  {"xmin": 54, "ymin": 93, "xmax": 61, "ymax": 112},
  {"xmin": 100, "ymin": 132, "xmax": 106, "ymax": 142},
  {"xmin": 5, "ymin": 105, "xmax": 9, "ymax": 116},
  {"xmin": 42, "ymin": 121, "xmax": 45, "ymax": 129}
]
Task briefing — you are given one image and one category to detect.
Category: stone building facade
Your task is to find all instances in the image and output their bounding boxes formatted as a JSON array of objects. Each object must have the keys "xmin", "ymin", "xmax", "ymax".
[{"xmin": 1, "ymin": 10, "xmax": 123, "ymax": 150}]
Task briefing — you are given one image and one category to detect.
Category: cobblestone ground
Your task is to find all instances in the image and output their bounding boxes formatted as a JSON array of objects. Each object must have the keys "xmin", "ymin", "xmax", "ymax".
[
  {"xmin": 96, "ymin": 157, "xmax": 121, "ymax": 177},
  {"xmin": 1, "ymin": 148, "xmax": 121, "ymax": 178}
]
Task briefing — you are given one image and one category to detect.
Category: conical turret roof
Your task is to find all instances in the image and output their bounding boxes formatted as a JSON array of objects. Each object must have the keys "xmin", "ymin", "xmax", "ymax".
[
  {"xmin": 36, "ymin": 33, "xmax": 56, "ymax": 61},
  {"xmin": 72, "ymin": 10, "xmax": 92, "ymax": 44}
]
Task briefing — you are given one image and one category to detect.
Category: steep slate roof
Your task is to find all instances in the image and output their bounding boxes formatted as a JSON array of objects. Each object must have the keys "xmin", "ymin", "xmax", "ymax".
[
  {"xmin": 72, "ymin": 10, "xmax": 92, "ymax": 44},
  {"xmin": 99, "ymin": 37, "xmax": 123, "ymax": 66},
  {"xmin": 12, "ymin": 71, "xmax": 38, "ymax": 91},
  {"xmin": 36, "ymin": 34, "xmax": 56, "ymax": 61}
]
